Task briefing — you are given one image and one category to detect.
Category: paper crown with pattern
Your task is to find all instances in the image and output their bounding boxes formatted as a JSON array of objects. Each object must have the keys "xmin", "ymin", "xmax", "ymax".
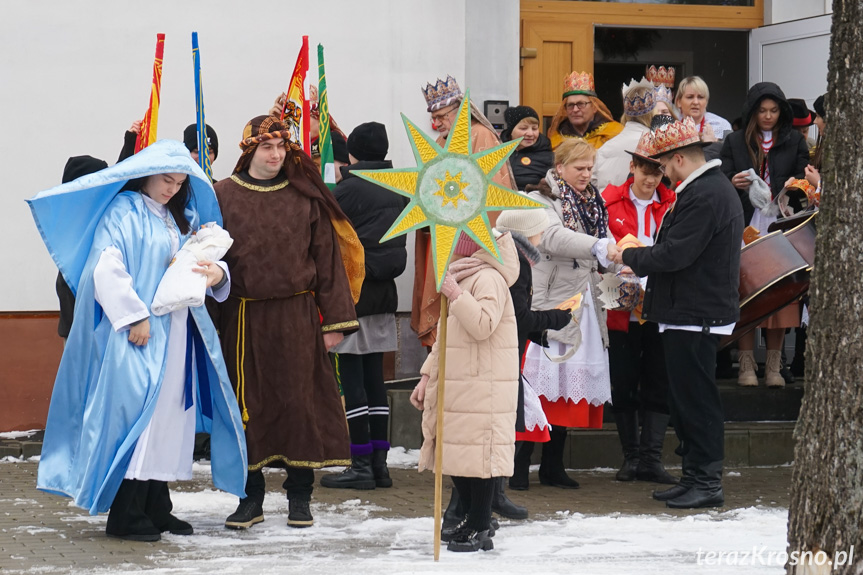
[
  {"xmin": 650, "ymin": 117, "xmax": 708, "ymax": 157},
  {"xmin": 422, "ymin": 75, "xmax": 464, "ymax": 112},
  {"xmin": 626, "ymin": 130, "xmax": 660, "ymax": 165},
  {"xmin": 562, "ymin": 71, "xmax": 597, "ymax": 98},
  {"xmin": 622, "ymin": 77, "xmax": 656, "ymax": 117},
  {"xmin": 653, "ymin": 84, "xmax": 674, "ymax": 106},
  {"xmin": 646, "ymin": 65, "xmax": 676, "ymax": 88}
]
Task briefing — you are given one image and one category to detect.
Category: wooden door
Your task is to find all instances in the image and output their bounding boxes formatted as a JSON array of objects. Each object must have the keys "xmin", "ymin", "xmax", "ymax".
[{"xmin": 521, "ymin": 20, "xmax": 594, "ymax": 131}]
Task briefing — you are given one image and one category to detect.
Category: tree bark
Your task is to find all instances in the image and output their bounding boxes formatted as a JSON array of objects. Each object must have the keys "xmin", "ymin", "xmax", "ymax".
[{"xmin": 787, "ymin": 1, "xmax": 863, "ymax": 574}]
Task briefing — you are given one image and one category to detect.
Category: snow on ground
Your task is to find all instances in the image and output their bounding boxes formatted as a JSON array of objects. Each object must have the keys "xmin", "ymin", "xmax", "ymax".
[
  {"xmin": 55, "ymin": 489, "xmax": 788, "ymax": 575},
  {"xmin": 0, "ymin": 430, "xmax": 39, "ymax": 440}
]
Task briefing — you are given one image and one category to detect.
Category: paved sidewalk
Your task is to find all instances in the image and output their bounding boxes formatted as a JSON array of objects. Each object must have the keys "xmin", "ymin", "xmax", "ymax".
[{"xmin": 0, "ymin": 460, "xmax": 791, "ymax": 574}]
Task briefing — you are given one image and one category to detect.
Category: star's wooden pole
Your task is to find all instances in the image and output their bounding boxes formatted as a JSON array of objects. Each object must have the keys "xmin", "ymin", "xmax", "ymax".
[{"xmin": 433, "ymin": 294, "xmax": 449, "ymax": 562}]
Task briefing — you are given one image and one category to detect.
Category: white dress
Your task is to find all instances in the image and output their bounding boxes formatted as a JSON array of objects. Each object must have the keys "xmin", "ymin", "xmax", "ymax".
[{"xmin": 93, "ymin": 194, "xmax": 230, "ymax": 482}]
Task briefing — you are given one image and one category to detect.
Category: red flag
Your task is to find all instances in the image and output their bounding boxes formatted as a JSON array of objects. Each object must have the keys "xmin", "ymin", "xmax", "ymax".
[
  {"xmin": 280, "ymin": 36, "xmax": 310, "ymax": 152},
  {"xmin": 135, "ymin": 34, "xmax": 165, "ymax": 153}
]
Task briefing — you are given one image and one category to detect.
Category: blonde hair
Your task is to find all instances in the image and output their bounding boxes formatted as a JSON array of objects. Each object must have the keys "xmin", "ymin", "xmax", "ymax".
[
  {"xmin": 514, "ymin": 116, "xmax": 540, "ymax": 129},
  {"xmin": 675, "ymin": 76, "xmax": 710, "ymax": 108},
  {"xmin": 554, "ymin": 137, "xmax": 596, "ymax": 166}
]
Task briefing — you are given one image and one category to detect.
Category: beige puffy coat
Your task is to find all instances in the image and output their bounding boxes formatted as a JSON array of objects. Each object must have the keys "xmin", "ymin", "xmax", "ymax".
[{"xmin": 418, "ymin": 233, "xmax": 520, "ymax": 478}]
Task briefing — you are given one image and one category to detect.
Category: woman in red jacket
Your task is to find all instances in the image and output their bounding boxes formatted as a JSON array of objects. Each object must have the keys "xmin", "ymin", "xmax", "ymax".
[{"xmin": 601, "ymin": 132, "xmax": 678, "ymax": 485}]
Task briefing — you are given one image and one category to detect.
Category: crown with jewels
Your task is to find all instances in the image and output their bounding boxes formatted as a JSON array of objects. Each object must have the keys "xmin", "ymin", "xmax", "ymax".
[
  {"xmin": 646, "ymin": 65, "xmax": 676, "ymax": 88},
  {"xmin": 562, "ymin": 71, "xmax": 596, "ymax": 98},
  {"xmin": 422, "ymin": 75, "xmax": 464, "ymax": 112},
  {"xmin": 626, "ymin": 130, "xmax": 660, "ymax": 164},
  {"xmin": 621, "ymin": 77, "xmax": 656, "ymax": 117},
  {"xmin": 653, "ymin": 84, "xmax": 674, "ymax": 106},
  {"xmin": 650, "ymin": 117, "xmax": 703, "ymax": 157}
]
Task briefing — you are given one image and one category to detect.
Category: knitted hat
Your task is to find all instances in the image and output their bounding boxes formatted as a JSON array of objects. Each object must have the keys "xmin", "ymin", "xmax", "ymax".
[
  {"xmin": 504, "ymin": 106, "xmax": 539, "ymax": 130},
  {"xmin": 183, "ymin": 123, "xmax": 219, "ymax": 160},
  {"xmin": 332, "ymin": 132, "xmax": 349, "ymax": 164},
  {"xmin": 495, "ymin": 208, "xmax": 549, "ymax": 238},
  {"xmin": 62, "ymin": 155, "xmax": 108, "ymax": 184},
  {"xmin": 347, "ymin": 122, "xmax": 388, "ymax": 161},
  {"xmin": 813, "ymin": 94, "xmax": 826, "ymax": 118},
  {"xmin": 453, "ymin": 232, "xmax": 480, "ymax": 256}
]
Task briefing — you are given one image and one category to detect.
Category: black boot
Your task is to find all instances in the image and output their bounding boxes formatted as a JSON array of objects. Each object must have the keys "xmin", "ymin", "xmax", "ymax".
[
  {"xmin": 320, "ymin": 453, "xmax": 376, "ymax": 490},
  {"xmin": 371, "ymin": 449, "xmax": 393, "ymax": 488},
  {"xmin": 790, "ymin": 327, "xmax": 806, "ymax": 377},
  {"xmin": 636, "ymin": 411, "xmax": 678, "ymax": 485},
  {"xmin": 441, "ymin": 514, "xmax": 497, "ymax": 542},
  {"xmin": 288, "ymin": 498, "xmax": 314, "ymax": 528},
  {"xmin": 145, "ymin": 481, "xmax": 193, "ymax": 535},
  {"xmin": 491, "ymin": 477, "xmax": 528, "ymax": 520},
  {"xmin": 106, "ymin": 479, "xmax": 161, "ymax": 541},
  {"xmin": 225, "ymin": 470, "xmax": 265, "ymax": 530},
  {"xmin": 653, "ymin": 457, "xmax": 695, "ymax": 501},
  {"xmin": 613, "ymin": 410, "xmax": 640, "ymax": 481},
  {"xmin": 539, "ymin": 427, "xmax": 579, "ymax": 489},
  {"xmin": 446, "ymin": 528, "xmax": 494, "ymax": 552},
  {"xmin": 510, "ymin": 441, "xmax": 534, "ymax": 491},
  {"xmin": 666, "ymin": 461, "xmax": 724, "ymax": 509},
  {"xmin": 443, "ymin": 483, "xmax": 465, "ymax": 529}
]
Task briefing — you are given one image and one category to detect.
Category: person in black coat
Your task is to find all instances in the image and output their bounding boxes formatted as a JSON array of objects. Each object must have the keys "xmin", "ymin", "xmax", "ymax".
[
  {"xmin": 719, "ymin": 82, "xmax": 809, "ymax": 226},
  {"xmin": 320, "ymin": 122, "xmax": 409, "ymax": 491},
  {"xmin": 495, "ymin": 209, "xmax": 572, "ymax": 501},
  {"xmin": 501, "ymin": 106, "xmax": 554, "ymax": 191},
  {"xmin": 610, "ymin": 118, "xmax": 744, "ymax": 510},
  {"xmin": 55, "ymin": 155, "xmax": 110, "ymax": 339}
]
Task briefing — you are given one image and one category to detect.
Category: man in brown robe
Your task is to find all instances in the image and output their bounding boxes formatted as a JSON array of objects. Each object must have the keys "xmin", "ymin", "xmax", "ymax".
[{"xmin": 215, "ymin": 116, "xmax": 363, "ymax": 529}]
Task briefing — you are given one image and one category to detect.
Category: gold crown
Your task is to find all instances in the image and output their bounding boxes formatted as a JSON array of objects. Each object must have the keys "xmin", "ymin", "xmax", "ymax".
[
  {"xmin": 630, "ymin": 130, "xmax": 659, "ymax": 162},
  {"xmin": 653, "ymin": 84, "xmax": 674, "ymax": 105},
  {"xmin": 562, "ymin": 71, "xmax": 596, "ymax": 98},
  {"xmin": 621, "ymin": 77, "xmax": 656, "ymax": 117},
  {"xmin": 422, "ymin": 75, "xmax": 463, "ymax": 112},
  {"xmin": 651, "ymin": 117, "xmax": 702, "ymax": 157},
  {"xmin": 646, "ymin": 65, "xmax": 675, "ymax": 88}
]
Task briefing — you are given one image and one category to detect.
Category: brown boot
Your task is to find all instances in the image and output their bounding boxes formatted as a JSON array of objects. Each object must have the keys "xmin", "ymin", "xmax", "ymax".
[
  {"xmin": 737, "ymin": 351, "xmax": 758, "ymax": 387},
  {"xmin": 764, "ymin": 350, "xmax": 785, "ymax": 388}
]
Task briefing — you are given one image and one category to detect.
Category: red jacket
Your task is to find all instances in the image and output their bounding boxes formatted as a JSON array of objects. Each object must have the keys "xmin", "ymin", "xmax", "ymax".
[{"xmin": 601, "ymin": 177, "xmax": 676, "ymax": 332}]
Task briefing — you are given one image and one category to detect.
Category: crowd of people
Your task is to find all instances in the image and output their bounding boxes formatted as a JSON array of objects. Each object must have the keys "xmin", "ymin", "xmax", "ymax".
[{"xmin": 32, "ymin": 66, "xmax": 823, "ymax": 554}]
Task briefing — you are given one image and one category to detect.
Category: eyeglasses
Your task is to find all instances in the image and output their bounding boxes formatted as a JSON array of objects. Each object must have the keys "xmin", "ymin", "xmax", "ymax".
[
  {"xmin": 565, "ymin": 101, "xmax": 591, "ymax": 111},
  {"xmin": 431, "ymin": 107, "xmax": 457, "ymax": 122}
]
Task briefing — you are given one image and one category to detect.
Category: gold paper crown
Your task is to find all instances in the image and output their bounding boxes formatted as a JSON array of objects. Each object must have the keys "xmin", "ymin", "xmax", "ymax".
[
  {"xmin": 653, "ymin": 84, "xmax": 674, "ymax": 105},
  {"xmin": 646, "ymin": 65, "xmax": 676, "ymax": 89},
  {"xmin": 650, "ymin": 117, "xmax": 703, "ymax": 157},
  {"xmin": 621, "ymin": 77, "xmax": 656, "ymax": 117},
  {"xmin": 562, "ymin": 71, "xmax": 596, "ymax": 98},
  {"xmin": 627, "ymin": 130, "xmax": 660, "ymax": 164},
  {"xmin": 422, "ymin": 75, "xmax": 464, "ymax": 112}
]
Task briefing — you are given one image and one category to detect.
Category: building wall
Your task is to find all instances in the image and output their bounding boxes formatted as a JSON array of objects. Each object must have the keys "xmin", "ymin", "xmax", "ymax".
[
  {"xmin": 0, "ymin": 0, "xmax": 520, "ymax": 314},
  {"xmin": 764, "ymin": 0, "xmax": 831, "ymax": 24}
]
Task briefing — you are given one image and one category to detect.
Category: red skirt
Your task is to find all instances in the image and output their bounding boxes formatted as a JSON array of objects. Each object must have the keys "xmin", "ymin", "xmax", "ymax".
[
  {"xmin": 541, "ymin": 397, "xmax": 604, "ymax": 429},
  {"xmin": 516, "ymin": 425, "xmax": 551, "ymax": 443}
]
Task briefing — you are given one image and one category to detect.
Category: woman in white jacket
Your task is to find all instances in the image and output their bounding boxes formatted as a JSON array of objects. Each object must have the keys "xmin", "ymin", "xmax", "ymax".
[{"xmin": 523, "ymin": 138, "xmax": 619, "ymax": 489}]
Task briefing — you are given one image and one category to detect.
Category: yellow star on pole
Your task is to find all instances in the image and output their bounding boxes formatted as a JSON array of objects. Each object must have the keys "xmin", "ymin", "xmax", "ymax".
[
  {"xmin": 434, "ymin": 171, "xmax": 469, "ymax": 208},
  {"xmin": 354, "ymin": 90, "xmax": 545, "ymax": 290}
]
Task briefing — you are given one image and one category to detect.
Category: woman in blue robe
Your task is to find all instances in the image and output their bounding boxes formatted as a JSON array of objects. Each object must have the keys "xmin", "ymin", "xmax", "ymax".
[{"xmin": 29, "ymin": 141, "xmax": 247, "ymax": 542}]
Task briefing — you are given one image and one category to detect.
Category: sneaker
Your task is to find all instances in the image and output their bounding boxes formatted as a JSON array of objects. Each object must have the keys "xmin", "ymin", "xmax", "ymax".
[
  {"xmin": 287, "ymin": 499, "xmax": 313, "ymax": 528},
  {"xmin": 446, "ymin": 528, "xmax": 494, "ymax": 552},
  {"xmin": 225, "ymin": 498, "xmax": 264, "ymax": 530}
]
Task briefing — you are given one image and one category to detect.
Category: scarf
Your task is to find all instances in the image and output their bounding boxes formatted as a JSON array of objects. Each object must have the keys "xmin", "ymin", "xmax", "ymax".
[{"xmin": 553, "ymin": 172, "xmax": 608, "ymax": 239}]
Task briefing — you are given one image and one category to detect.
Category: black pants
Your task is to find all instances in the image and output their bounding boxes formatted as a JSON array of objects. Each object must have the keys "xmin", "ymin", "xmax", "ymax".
[
  {"xmin": 661, "ymin": 329, "xmax": 724, "ymax": 465},
  {"xmin": 608, "ymin": 322, "xmax": 670, "ymax": 415},
  {"xmin": 338, "ymin": 352, "xmax": 390, "ymax": 447},
  {"xmin": 246, "ymin": 467, "xmax": 315, "ymax": 502},
  {"xmin": 450, "ymin": 476, "xmax": 494, "ymax": 531}
]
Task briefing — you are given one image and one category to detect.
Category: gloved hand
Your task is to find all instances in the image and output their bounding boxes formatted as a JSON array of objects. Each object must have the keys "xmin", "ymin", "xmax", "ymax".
[{"xmin": 440, "ymin": 272, "xmax": 463, "ymax": 302}]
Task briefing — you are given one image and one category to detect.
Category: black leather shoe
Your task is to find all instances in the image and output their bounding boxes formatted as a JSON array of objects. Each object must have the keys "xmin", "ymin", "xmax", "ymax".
[
  {"xmin": 442, "ymin": 515, "xmax": 497, "ymax": 542},
  {"xmin": 539, "ymin": 467, "xmax": 580, "ymax": 489},
  {"xmin": 225, "ymin": 498, "xmax": 264, "ymax": 530},
  {"xmin": 106, "ymin": 479, "xmax": 161, "ymax": 542},
  {"xmin": 157, "ymin": 514, "xmax": 193, "ymax": 535},
  {"xmin": 666, "ymin": 486, "xmax": 725, "ymax": 509},
  {"xmin": 319, "ymin": 454, "xmax": 376, "ymax": 490},
  {"xmin": 652, "ymin": 484, "xmax": 690, "ymax": 502},
  {"xmin": 636, "ymin": 461, "xmax": 679, "ymax": 485},
  {"xmin": 615, "ymin": 458, "xmax": 639, "ymax": 482},
  {"xmin": 491, "ymin": 477, "xmax": 528, "ymax": 520},
  {"xmin": 446, "ymin": 528, "xmax": 494, "ymax": 552},
  {"xmin": 287, "ymin": 498, "xmax": 313, "ymax": 528}
]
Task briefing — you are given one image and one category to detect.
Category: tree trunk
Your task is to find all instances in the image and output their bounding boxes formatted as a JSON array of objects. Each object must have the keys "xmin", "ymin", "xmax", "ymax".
[{"xmin": 787, "ymin": 1, "xmax": 863, "ymax": 574}]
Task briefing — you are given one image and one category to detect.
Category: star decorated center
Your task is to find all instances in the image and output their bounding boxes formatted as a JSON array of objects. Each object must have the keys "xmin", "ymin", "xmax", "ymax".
[{"xmin": 433, "ymin": 170, "xmax": 469, "ymax": 208}]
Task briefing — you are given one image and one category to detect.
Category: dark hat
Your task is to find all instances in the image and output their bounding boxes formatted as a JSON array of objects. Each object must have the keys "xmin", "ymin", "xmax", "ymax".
[
  {"xmin": 347, "ymin": 122, "xmax": 388, "ymax": 162},
  {"xmin": 788, "ymin": 98, "xmax": 814, "ymax": 128},
  {"xmin": 503, "ymin": 106, "xmax": 539, "ymax": 130},
  {"xmin": 650, "ymin": 114, "xmax": 676, "ymax": 131},
  {"xmin": 183, "ymin": 123, "xmax": 219, "ymax": 160},
  {"xmin": 332, "ymin": 132, "xmax": 349, "ymax": 164},
  {"xmin": 62, "ymin": 155, "xmax": 108, "ymax": 184},
  {"xmin": 813, "ymin": 94, "xmax": 826, "ymax": 119}
]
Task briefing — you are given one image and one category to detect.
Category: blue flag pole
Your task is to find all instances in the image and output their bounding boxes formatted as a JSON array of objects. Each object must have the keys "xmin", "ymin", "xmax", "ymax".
[{"xmin": 192, "ymin": 32, "xmax": 213, "ymax": 182}]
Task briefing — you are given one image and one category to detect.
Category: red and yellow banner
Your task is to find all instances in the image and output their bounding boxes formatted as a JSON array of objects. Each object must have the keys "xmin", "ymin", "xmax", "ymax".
[
  {"xmin": 135, "ymin": 33, "xmax": 165, "ymax": 153},
  {"xmin": 280, "ymin": 36, "xmax": 310, "ymax": 152}
]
